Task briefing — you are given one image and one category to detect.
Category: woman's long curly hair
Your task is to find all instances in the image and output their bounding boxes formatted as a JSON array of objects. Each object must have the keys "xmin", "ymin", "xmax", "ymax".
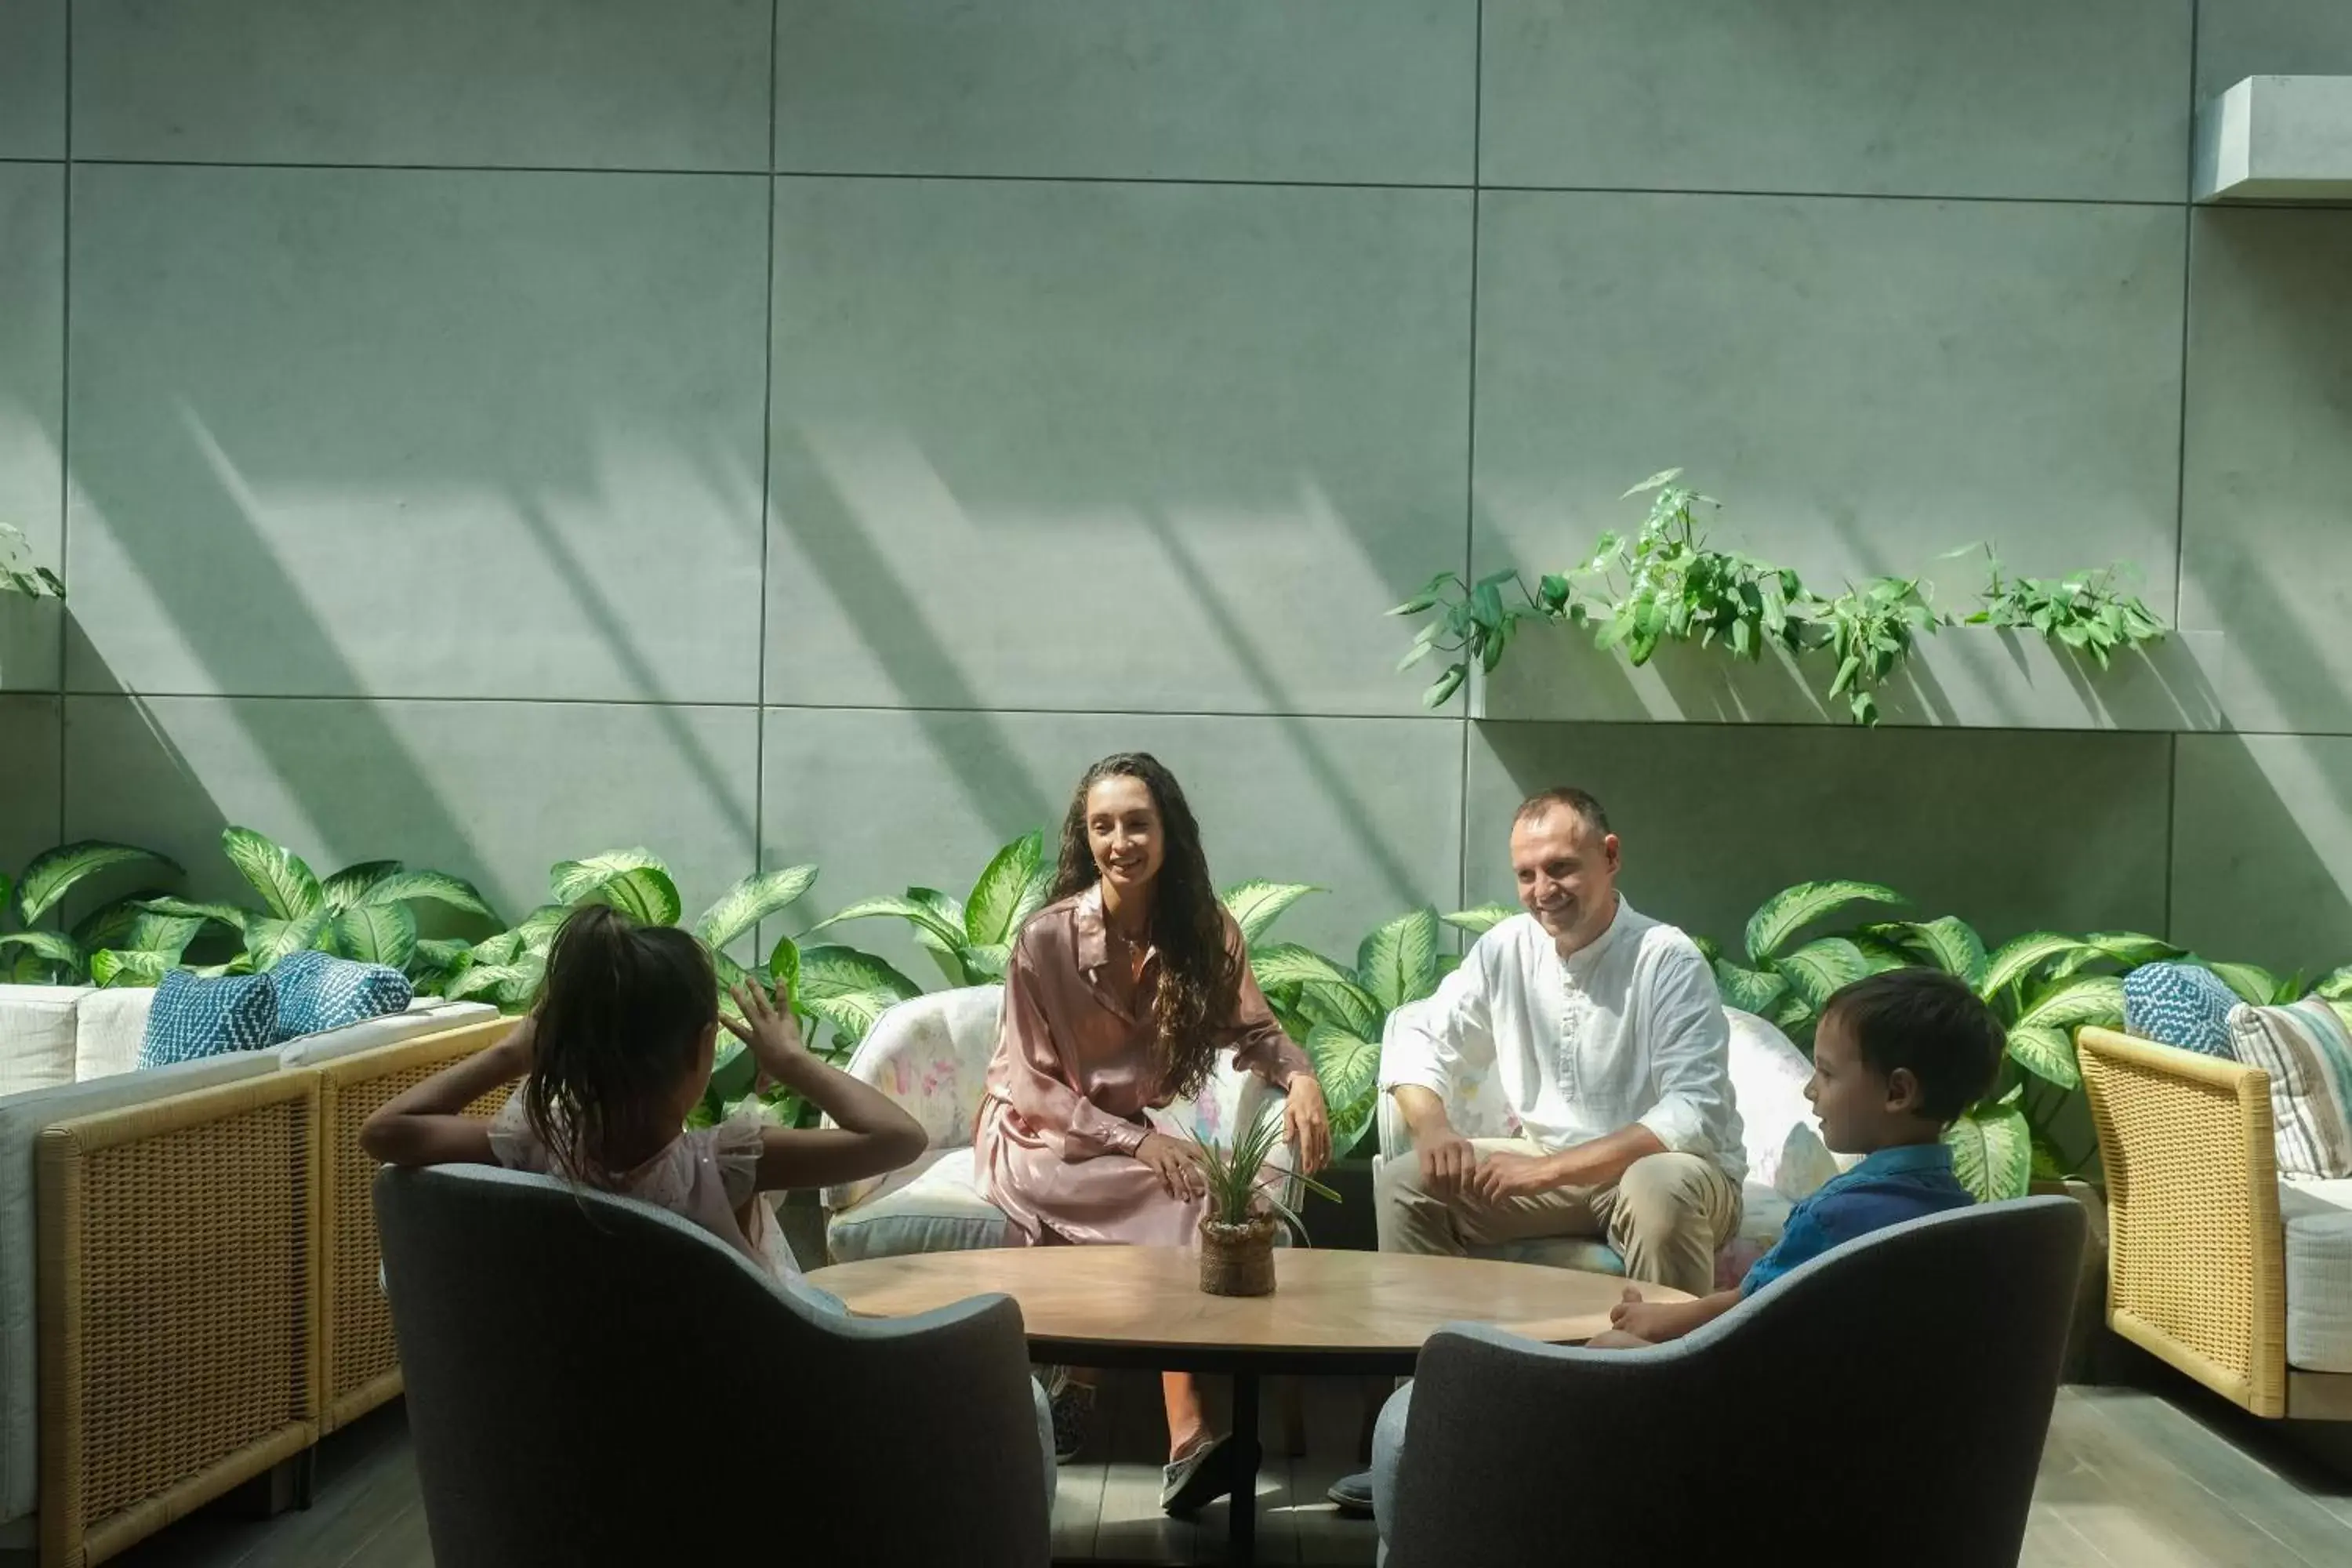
[
  {"xmin": 1053, "ymin": 752, "xmax": 1236, "ymax": 1103},
  {"xmin": 523, "ymin": 904, "xmax": 717, "ymax": 1187}
]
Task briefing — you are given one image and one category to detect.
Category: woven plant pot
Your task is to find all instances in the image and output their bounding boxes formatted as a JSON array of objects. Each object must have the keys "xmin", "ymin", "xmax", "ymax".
[{"xmin": 1198, "ymin": 1216, "xmax": 1279, "ymax": 1297}]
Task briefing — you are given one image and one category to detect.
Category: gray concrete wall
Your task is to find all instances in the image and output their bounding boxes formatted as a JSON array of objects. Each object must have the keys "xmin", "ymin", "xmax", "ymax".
[{"xmin": 2, "ymin": 2, "xmax": 2348, "ymax": 976}]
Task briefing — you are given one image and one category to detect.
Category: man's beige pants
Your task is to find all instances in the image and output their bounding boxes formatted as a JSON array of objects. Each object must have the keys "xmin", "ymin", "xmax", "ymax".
[{"xmin": 1374, "ymin": 1138, "xmax": 1741, "ymax": 1297}]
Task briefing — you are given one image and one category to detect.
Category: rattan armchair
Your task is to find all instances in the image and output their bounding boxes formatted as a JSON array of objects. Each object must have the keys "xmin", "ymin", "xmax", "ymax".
[{"xmin": 2079, "ymin": 1025, "xmax": 2352, "ymax": 1420}]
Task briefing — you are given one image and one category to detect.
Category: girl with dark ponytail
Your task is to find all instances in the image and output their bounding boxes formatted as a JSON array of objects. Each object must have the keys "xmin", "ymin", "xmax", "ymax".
[{"xmin": 363, "ymin": 903, "xmax": 927, "ymax": 1280}]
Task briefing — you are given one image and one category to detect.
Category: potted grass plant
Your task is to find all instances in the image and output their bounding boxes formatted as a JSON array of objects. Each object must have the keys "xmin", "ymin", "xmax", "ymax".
[{"xmin": 1190, "ymin": 1109, "xmax": 1339, "ymax": 1298}]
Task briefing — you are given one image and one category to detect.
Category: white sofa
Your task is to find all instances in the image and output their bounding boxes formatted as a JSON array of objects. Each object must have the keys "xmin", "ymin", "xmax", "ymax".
[
  {"xmin": 0, "ymin": 983, "xmax": 495, "ymax": 1565},
  {"xmin": 822, "ymin": 985, "xmax": 1297, "ymax": 1263},
  {"xmin": 1371, "ymin": 1004, "xmax": 1830, "ymax": 1290}
]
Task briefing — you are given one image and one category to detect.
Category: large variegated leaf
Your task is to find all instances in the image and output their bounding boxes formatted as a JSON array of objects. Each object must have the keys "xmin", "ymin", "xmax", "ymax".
[
  {"xmin": 322, "ymin": 860, "xmax": 403, "ymax": 910},
  {"xmin": 90, "ymin": 948, "xmax": 172, "ymax": 989},
  {"xmin": 796, "ymin": 944, "xmax": 923, "ymax": 1048},
  {"xmin": 1774, "ymin": 938, "xmax": 1872, "ymax": 1011},
  {"xmin": 1220, "ymin": 881, "xmax": 1323, "ymax": 947},
  {"xmin": 1439, "ymin": 904, "xmax": 1519, "ymax": 939},
  {"xmin": 513, "ymin": 904, "xmax": 570, "ymax": 956},
  {"xmin": 0, "ymin": 931, "xmax": 82, "ymax": 973},
  {"xmin": 968, "ymin": 830, "xmax": 1051, "ymax": 946},
  {"xmin": 1850, "ymin": 934, "xmax": 1916, "ymax": 975},
  {"xmin": 71, "ymin": 893, "xmax": 170, "ymax": 954},
  {"xmin": 964, "ymin": 942, "xmax": 1011, "ymax": 982},
  {"xmin": 1711, "ymin": 960, "xmax": 1790, "ymax": 1016},
  {"xmin": 814, "ymin": 894, "xmax": 966, "ymax": 953},
  {"xmin": 1302, "ymin": 979, "xmax": 1383, "ymax": 1044},
  {"xmin": 1252, "ymin": 942, "xmax": 1362, "ymax": 996},
  {"xmin": 691, "ymin": 865, "xmax": 818, "ymax": 949},
  {"xmin": 1945, "ymin": 1098, "xmax": 2032, "ymax": 1202},
  {"xmin": 1743, "ymin": 880, "xmax": 1904, "ymax": 964},
  {"xmin": 138, "ymin": 896, "xmax": 249, "ymax": 935},
  {"xmin": 1980, "ymin": 932, "xmax": 2090, "ymax": 1000},
  {"xmin": 1893, "ymin": 916, "xmax": 1989, "ymax": 986},
  {"xmin": 2005, "ymin": 1023, "xmax": 2079, "ymax": 1089},
  {"xmin": 2318, "ymin": 966, "xmax": 2352, "ymax": 1002},
  {"xmin": 906, "ymin": 889, "xmax": 969, "ymax": 954},
  {"xmin": 2053, "ymin": 931, "xmax": 2183, "ymax": 978},
  {"xmin": 2014, "ymin": 974, "xmax": 2125, "ymax": 1036},
  {"xmin": 705, "ymin": 1039, "xmax": 759, "ymax": 1110},
  {"xmin": 408, "ymin": 938, "xmax": 474, "ymax": 989},
  {"xmin": 361, "ymin": 869, "xmax": 499, "ymax": 920},
  {"xmin": 448, "ymin": 961, "xmax": 535, "ymax": 1006},
  {"xmin": 118, "ymin": 909, "xmax": 207, "ymax": 960},
  {"xmin": 223, "ymin": 827, "xmax": 324, "ymax": 920},
  {"xmin": 331, "ymin": 902, "xmax": 419, "ymax": 969},
  {"xmin": 16, "ymin": 840, "xmax": 181, "ymax": 924},
  {"xmin": 245, "ymin": 908, "xmax": 332, "ymax": 971},
  {"xmin": 2208, "ymin": 961, "xmax": 2286, "ymax": 1006},
  {"xmin": 1305, "ymin": 1022, "xmax": 1381, "ymax": 1154},
  {"xmin": 1358, "ymin": 909, "xmax": 1440, "ymax": 1012},
  {"xmin": 550, "ymin": 850, "xmax": 681, "ymax": 927}
]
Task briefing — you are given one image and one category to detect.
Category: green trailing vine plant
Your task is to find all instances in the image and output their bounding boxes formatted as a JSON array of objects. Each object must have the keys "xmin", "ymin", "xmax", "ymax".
[
  {"xmin": 1392, "ymin": 472, "xmax": 2169, "ymax": 725},
  {"xmin": 1962, "ymin": 543, "xmax": 2169, "ymax": 669}
]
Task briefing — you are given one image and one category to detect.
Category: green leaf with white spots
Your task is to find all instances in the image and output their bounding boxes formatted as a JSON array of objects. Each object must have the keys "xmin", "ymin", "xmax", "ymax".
[
  {"xmin": 322, "ymin": 860, "xmax": 404, "ymax": 910},
  {"xmin": 1221, "ymin": 881, "xmax": 1323, "ymax": 947},
  {"xmin": 550, "ymin": 850, "xmax": 680, "ymax": 927},
  {"xmin": 17, "ymin": 841, "xmax": 182, "ymax": 924},
  {"xmin": 1357, "ymin": 909, "xmax": 1440, "ymax": 1012},
  {"xmin": 2005, "ymin": 1023, "xmax": 2079, "ymax": 1089},
  {"xmin": 331, "ymin": 902, "xmax": 419, "ymax": 969},
  {"xmin": 223, "ymin": 827, "xmax": 324, "ymax": 920},
  {"xmin": 691, "ymin": 865, "xmax": 818, "ymax": 950},
  {"xmin": 90, "ymin": 948, "xmax": 172, "ymax": 989},
  {"xmin": 1980, "ymin": 933, "xmax": 2091, "ymax": 1000},
  {"xmin": 245, "ymin": 908, "xmax": 332, "ymax": 971},
  {"xmin": 1439, "ymin": 904, "xmax": 1519, "ymax": 939},
  {"xmin": 1774, "ymin": 938, "xmax": 1873, "ymax": 1011},
  {"xmin": 1744, "ymin": 880, "xmax": 1904, "ymax": 965},
  {"xmin": 1945, "ymin": 1098, "xmax": 2032, "ymax": 1202},
  {"xmin": 1712, "ymin": 960, "xmax": 1790, "ymax": 1016},
  {"xmin": 968, "ymin": 831, "xmax": 1052, "ymax": 946},
  {"xmin": 361, "ymin": 869, "xmax": 499, "ymax": 921}
]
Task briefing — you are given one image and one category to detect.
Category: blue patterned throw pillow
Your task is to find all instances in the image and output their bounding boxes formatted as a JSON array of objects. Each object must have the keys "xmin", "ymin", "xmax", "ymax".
[
  {"xmin": 139, "ymin": 969, "xmax": 280, "ymax": 1069},
  {"xmin": 2123, "ymin": 962, "xmax": 2242, "ymax": 1057},
  {"xmin": 270, "ymin": 949, "xmax": 413, "ymax": 1039}
]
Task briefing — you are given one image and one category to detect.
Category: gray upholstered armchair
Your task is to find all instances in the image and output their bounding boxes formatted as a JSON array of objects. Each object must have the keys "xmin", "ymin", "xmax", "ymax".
[
  {"xmin": 1377, "ymin": 1196, "xmax": 2086, "ymax": 1567},
  {"xmin": 375, "ymin": 1163, "xmax": 1051, "ymax": 1567}
]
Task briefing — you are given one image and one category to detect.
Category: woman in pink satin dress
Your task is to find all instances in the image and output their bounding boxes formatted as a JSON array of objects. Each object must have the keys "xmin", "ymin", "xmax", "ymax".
[{"xmin": 974, "ymin": 752, "xmax": 1331, "ymax": 1517}]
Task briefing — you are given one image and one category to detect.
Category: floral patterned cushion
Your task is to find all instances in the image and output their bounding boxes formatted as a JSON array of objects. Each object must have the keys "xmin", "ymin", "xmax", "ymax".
[{"xmin": 825, "ymin": 985, "xmax": 1292, "ymax": 1218}]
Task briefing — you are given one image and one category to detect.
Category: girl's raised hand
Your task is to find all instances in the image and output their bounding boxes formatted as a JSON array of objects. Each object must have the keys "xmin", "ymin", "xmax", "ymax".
[{"xmin": 726, "ymin": 980, "xmax": 815, "ymax": 1083}]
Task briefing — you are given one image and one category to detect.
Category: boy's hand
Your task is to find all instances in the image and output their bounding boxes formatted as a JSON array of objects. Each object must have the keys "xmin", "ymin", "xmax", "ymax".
[
  {"xmin": 725, "ymin": 981, "xmax": 817, "ymax": 1084},
  {"xmin": 1606, "ymin": 1286, "xmax": 1686, "ymax": 1344}
]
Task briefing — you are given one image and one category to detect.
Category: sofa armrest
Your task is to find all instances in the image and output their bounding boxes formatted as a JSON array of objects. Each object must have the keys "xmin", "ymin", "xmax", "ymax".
[
  {"xmin": 2078, "ymin": 1025, "xmax": 2286, "ymax": 1417},
  {"xmin": 315, "ymin": 1016, "xmax": 517, "ymax": 1433},
  {"xmin": 38, "ymin": 1070, "xmax": 321, "ymax": 1567}
]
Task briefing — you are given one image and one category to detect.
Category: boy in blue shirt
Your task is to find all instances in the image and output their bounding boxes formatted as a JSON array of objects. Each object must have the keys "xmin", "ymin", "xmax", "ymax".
[{"xmin": 1602, "ymin": 965, "xmax": 2003, "ymax": 1346}]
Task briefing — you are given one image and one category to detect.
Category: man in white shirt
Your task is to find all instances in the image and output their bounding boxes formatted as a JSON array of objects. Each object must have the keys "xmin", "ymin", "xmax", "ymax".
[{"xmin": 1374, "ymin": 786, "xmax": 1743, "ymax": 1293}]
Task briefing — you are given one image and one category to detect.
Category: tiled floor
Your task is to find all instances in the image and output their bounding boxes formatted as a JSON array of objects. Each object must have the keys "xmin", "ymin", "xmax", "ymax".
[{"xmin": 108, "ymin": 1369, "xmax": 2352, "ymax": 1566}]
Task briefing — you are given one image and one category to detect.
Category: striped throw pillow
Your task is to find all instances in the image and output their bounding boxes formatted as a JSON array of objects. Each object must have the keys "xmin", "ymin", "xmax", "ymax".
[{"xmin": 2229, "ymin": 998, "xmax": 2352, "ymax": 1179}]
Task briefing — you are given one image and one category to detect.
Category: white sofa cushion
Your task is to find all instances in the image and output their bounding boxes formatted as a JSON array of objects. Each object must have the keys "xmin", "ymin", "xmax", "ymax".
[
  {"xmin": 0, "ymin": 1050, "xmax": 284, "ymax": 1524},
  {"xmin": 275, "ymin": 999, "xmax": 500, "ymax": 1069},
  {"xmin": 2279, "ymin": 1178, "xmax": 2352, "ymax": 1374},
  {"xmin": 825, "ymin": 1148, "xmax": 1015, "ymax": 1263},
  {"xmin": 72, "ymin": 988, "xmax": 155, "ymax": 1082},
  {"xmin": 0, "ymin": 988, "xmax": 82, "ymax": 1097}
]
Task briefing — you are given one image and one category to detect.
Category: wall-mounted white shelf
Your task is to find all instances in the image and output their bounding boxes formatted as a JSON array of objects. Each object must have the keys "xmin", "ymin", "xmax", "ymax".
[
  {"xmin": 1470, "ymin": 619, "xmax": 2230, "ymax": 732},
  {"xmin": 2195, "ymin": 76, "xmax": 2352, "ymax": 203}
]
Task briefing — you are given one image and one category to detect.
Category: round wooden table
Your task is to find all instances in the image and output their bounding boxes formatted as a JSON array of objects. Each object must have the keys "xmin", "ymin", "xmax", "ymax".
[{"xmin": 807, "ymin": 1246, "xmax": 1680, "ymax": 1565}]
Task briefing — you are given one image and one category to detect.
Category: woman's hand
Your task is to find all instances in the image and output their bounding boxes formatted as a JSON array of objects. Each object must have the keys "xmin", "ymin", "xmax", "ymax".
[
  {"xmin": 1136, "ymin": 1131, "xmax": 1207, "ymax": 1201},
  {"xmin": 726, "ymin": 981, "xmax": 817, "ymax": 1086},
  {"xmin": 1283, "ymin": 1075, "xmax": 1333, "ymax": 1174}
]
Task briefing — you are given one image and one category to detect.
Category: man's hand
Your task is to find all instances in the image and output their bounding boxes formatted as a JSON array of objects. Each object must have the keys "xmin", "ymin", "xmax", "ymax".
[
  {"xmin": 1412, "ymin": 1123, "xmax": 1478, "ymax": 1197},
  {"xmin": 1469, "ymin": 1149, "xmax": 1560, "ymax": 1203}
]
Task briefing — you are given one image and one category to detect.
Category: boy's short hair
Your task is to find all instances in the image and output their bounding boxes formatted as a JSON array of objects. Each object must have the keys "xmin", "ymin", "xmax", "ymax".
[{"xmin": 1821, "ymin": 967, "xmax": 2005, "ymax": 1123}]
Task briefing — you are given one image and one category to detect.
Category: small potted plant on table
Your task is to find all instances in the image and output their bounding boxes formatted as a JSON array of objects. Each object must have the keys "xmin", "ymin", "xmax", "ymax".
[{"xmin": 1191, "ymin": 1110, "xmax": 1338, "ymax": 1298}]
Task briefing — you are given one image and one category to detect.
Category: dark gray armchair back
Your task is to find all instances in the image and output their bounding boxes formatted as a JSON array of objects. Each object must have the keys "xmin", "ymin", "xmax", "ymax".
[
  {"xmin": 376, "ymin": 1163, "xmax": 1048, "ymax": 1567},
  {"xmin": 1387, "ymin": 1195, "xmax": 2086, "ymax": 1568}
]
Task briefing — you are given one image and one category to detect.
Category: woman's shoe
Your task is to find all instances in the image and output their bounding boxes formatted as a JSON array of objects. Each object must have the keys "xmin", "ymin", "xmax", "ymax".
[
  {"xmin": 1160, "ymin": 1432, "xmax": 1236, "ymax": 1515},
  {"xmin": 1326, "ymin": 1470, "xmax": 1374, "ymax": 1516},
  {"xmin": 1050, "ymin": 1378, "xmax": 1094, "ymax": 1464}
]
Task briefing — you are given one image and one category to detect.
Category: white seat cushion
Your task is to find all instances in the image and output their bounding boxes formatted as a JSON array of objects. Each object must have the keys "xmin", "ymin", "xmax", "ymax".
[
  {"xmin": 825, "ymin": 1148, "xmax": 1014, "ymax": 1263},
  {"xmin": 2279, "ymin": 1177, "xmax": 2352, "ymax": 1374},
  {"xmin": 71, "ymin": 988, "xmax": 156, "ymax": 1082},
  {"xmin": 274, "ymin": 999, "xmax": 500, "ymax": 1068},
  {"xmin": 0, "ymin": 988, "xmax": 82, "ymax": 1097}
]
